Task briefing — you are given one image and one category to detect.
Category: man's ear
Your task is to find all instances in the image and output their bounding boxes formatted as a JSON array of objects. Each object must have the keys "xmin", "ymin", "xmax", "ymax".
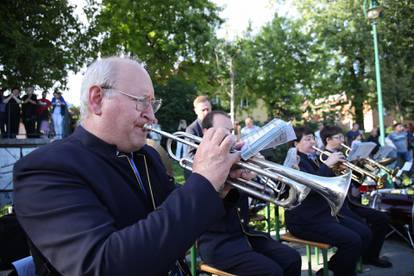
[{"xmin": 88, "ymin": 86, "xmax": 104, "ymax": 115}]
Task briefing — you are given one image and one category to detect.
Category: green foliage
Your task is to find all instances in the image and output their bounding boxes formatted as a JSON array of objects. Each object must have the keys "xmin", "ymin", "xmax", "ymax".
[
  {"xmin": 88, "ymin": 0, "xmax": 223, "ymax": 82},
  {"xmin": 154, "ymin": 77, "xmax": 197, "ymax": 133},
  {"xmin": 294, "ymin": 0, "xmax": 414, "ymax": 121},
  {"xmin": 0, "ymin": 204, "xmax": 12, "ymax": 217},
  {"xmin": 379, "ymin": 1, "xmax": 414, "ymax": 120},
  {"xmin": 228, "ymin": 16, "xmax": 315, "ymax": 120},
  {"xmin": 295, "ymin": 0, "xmax": 372, "ymax": 125},
  {"xmin": 0, "ymin": 0, "xmax": 90, "ymax": 90},
  {"xmin": 172, "ymin": 162, "xmax": 185, "ymax": 185}
]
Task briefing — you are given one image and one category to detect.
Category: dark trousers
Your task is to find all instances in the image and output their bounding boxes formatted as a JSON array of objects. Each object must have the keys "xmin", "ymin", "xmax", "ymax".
[
  {"xmin": 348, "ymin": 204, "xmax": 389, "ymax": 260},
  {"xmin": 23, "ymin": 117, "xmax": 37, "ymax": 138},
  {"xmin": 7, "ymin": 116, "xmax": 20, "ymax": 138},
  {"xmin": 212, "ymin": 236, "xmax": 301, "ymax": 276},
  {"xmin": 288, "ymin": 216, "xmax": 372, "ymax": 276}
]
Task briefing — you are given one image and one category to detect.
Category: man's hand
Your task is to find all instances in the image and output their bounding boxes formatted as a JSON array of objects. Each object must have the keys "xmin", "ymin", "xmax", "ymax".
[
  {"xmin": 324, "ymin": 152, "xmax": 346, "ymax": 168},
  {"xmin": 192, "ymin": 127, "xmax": 240, "ymax": 198}
]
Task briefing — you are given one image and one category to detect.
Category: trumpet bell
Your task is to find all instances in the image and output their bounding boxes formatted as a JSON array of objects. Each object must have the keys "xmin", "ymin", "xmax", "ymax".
[{"xmin": 249, "ymin": 157, "xmax": 352, "ymax": 215}]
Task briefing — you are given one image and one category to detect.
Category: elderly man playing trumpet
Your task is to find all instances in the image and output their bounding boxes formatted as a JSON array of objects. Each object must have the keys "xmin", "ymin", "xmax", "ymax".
[{"xmin": 13, "ymin": 56, "xmax": 252, "ymax": 276}]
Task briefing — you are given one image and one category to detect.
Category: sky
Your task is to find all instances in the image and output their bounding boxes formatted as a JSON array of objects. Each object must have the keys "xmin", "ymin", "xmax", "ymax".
[{"xmin": 64, "ymin": 0, "xmax": 297, "ymax": 107}]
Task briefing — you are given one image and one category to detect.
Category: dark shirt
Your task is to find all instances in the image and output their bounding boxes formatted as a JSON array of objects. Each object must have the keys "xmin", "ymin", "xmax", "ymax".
[
  {"xmin": 285, "ymin": 151, "xmax": 337, "ymax": 226},
  {"xmin": 346, "ymin": 130, "xmax": 360, "ymax": 145},
  {"xmin": 22, "ymin": 94, "xmax": 38, "ymax": 118},
  {"xmin": 6, "ymin": 97, "xmax": 21, "ymax": 118},
  {"xmin": 13, "ymin": 126, "xmax": 225, "ymax": 275}
]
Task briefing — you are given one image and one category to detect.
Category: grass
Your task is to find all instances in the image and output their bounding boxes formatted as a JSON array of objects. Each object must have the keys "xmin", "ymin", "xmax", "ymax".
[
  {"xmin": 172, "ymin": 162, "xmax": 185, "ymax": 185},
  {"xmin": 0, "ymin": 204, "xmax": 12, "ymax": 217}
]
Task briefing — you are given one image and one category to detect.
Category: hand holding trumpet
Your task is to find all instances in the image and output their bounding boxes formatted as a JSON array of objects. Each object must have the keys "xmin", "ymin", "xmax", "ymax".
[
  {"xmin": 324, "ymin": 151, "xmax": 346, "ymax": 168},
  {"xmin": 193, "ymin": 127, "xmax": 247, "ymax": 198}
]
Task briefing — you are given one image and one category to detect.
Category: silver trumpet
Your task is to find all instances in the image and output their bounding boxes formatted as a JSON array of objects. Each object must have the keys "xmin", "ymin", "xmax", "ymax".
[{"xmin": 144, "ymin": 124, "xmax": 352, "ymax": 215}]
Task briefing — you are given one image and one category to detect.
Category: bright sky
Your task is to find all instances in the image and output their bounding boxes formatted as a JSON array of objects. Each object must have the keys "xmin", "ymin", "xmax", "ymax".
[{"xmin": 64, "ymin": 0, "xmax": 297, "ymax": 107}]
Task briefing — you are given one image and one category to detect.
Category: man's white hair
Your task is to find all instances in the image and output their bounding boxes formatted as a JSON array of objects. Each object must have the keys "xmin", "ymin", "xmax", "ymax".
[{"xmin": 79, "ymin": 56, "xmax": 144, "ymax": 122}]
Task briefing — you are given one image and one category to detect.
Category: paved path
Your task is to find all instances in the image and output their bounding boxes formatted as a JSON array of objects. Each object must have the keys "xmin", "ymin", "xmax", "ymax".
[{"xmin": 294, "ymin": 236, "xmax": 414, "ymax": 276}]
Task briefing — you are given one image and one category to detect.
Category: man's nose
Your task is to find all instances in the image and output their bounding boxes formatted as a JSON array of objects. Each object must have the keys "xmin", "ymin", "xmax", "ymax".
[{"xmin": 143, "ymin": 106, "xmax": 156, "ymax": 123}]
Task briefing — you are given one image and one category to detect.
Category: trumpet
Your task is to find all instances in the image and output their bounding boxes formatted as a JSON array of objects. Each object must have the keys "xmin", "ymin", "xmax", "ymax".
[
  {"xmin": 313, "ymin": 146, "xmax": 384, "ymax": 186},
  {"xmin": 341, "ymin": 143, "xmax": 398, "ymax": 177},
  {"xmin": 144, "ymin": 124, "xmax": 352, "ymax": 215}
]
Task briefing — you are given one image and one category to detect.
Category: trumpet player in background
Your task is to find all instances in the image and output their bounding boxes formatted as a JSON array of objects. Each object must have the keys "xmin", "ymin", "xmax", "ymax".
[
  {"xmin": 197, "ymin": 111, "xmax": 302, "ymax": 276},
  {"xmin": 285, "ymin": 126, "xmax": 372, "ymax": 276},
  {"xmin": 320, "ymin": 125, "xmax": 392, "ymax": 268}
]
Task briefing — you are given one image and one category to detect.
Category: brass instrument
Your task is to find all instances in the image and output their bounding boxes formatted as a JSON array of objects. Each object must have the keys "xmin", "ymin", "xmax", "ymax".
[
  {"xmin": 312, "ymin": 146, "xmax": 381, "ymax": 185},
  {"xmin": 341, "ymin": 143, "xmax": 398, "ymax": 177},
  {"xmin": 144, "ymin": 124, "xmax": 352, "ymax": 215}
]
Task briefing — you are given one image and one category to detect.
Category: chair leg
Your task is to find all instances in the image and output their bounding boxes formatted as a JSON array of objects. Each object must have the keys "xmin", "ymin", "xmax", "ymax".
[
  {"xmin": 306, "ymin": 245, "xmax": 312, "ymax": 276},
  {"xmin": 315, "ymin": 247, "xmax": 320, "ymax": 265},
  {"xmin": 266, "ymin": 203, "xmax": 271, "ymax": 234},
  {"xmin": 322, "ymin": 249, "xmax": 329, "ymax": 276},
  {"xmin": 274, "ymin": 205, "xmax": 280, "ymax": 240},
  {"xmin": 191, "ymin": 246, "xmax": 197, "ymax": 276},
  {"xmin": 356, "ymin": 257, "xmax": 363, "ymax": 273}
]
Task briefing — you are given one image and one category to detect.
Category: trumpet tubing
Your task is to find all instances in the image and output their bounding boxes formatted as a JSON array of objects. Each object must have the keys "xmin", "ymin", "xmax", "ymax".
[
  {"xmin": 340, "ymin": 143, "xmax": 390, "ymax": 186},
  {"xmin": 144, "ymin": 124, "xmax": 351, "ymax": 215}
]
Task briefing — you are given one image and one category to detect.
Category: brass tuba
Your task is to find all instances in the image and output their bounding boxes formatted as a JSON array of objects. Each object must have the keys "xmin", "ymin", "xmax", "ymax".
[{"xmin": 144, "ymin": 124, "xmax": 352, "ymax": 215}]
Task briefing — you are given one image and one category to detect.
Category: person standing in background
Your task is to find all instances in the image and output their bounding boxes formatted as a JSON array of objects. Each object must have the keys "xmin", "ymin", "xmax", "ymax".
[
  {"xmin": 186, "ymin": 95, "xmax": 211, "ymax": 138},
  {"xmin": 4, "ymin": 88, "xmax": 23, "ymax": 138},
  {"xmin": 21, "ymin": 87, "xmax": 38, "ymax": 138},
  {"xmin": 346, "ymin": 123, "xmax": 362, "ymax": 146},
  {"xmin": 175, "ymin": 119, "xmax": 187, "ymax": 158},
  {"xmin": 0, "ymin": 89, "xmax": 6, "ymax": 138},
  {"xmin": 388, "ymin": 123, "xmax": 412, "ymax": 166},
  {"xmin": 51, "ymin": 91, "xmax": 66, "ymax": 139},
  {"xmin": 314, "ymin": 122, "xmax": 324, "ymax": 149},
  {"xmin": 240, "ymin": 117, "xmax": 260, "ymax": 138},
  {"xmin": 36, "ymin": 91, "xmax": 52, "ymax": 137},
  {"xmin": 184, "ymin": 95, "xmax": 212, "ymax": 178}
]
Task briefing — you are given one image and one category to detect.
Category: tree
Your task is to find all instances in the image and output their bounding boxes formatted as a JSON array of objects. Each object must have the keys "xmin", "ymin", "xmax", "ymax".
[
  {"xmin": 0, "ymin": 0, "xmax": 90, "ymax": 90},
  {"xmin": 154, "ymin": 77, "xmax": 197, "ymax": 133},
  {"xmin": 294, "ymin": 0, "xmax": 414, "ymax": 122},
  {"xmin": 87, "ymin": 0, "xmax": 223, "ymax": 83},
  {"xmin": 379, "ymin": 0, "xmax": 414, "ymax": 120},
  {"xmin": 294, "ymin": 0, "xmax": 373, "ymax": 125},
  {"xmin": 230, "ymin": 16, "xmax": 314, "ymax": 120}
]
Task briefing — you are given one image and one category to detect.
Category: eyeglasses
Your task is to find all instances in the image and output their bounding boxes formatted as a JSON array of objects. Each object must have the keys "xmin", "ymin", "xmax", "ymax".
[
  {"xmin": 102, "ymin": 86, "xmax": 162, "ymax": 113},
  {"xmin": 331, "ymin": 134, "xmax": 344, "ymax": 140}
]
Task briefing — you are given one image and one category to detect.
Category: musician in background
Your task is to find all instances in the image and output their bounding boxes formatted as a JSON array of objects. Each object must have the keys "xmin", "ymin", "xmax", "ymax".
[
  {"xmin": 13, "ymin": 56, "xmax": 248, "ymax": 275},
  {"xmin": 285, "ymin": 126, "xmax": 372, "ymax": 276},
  {"xmin": 186, "ymin": 95, "xmax": 211, "ymax": 138},
  {"xmin": 184, "ymin": 95, "xmax": 212, "ymax": 179},
  {"xmin": 198, "ymin": 110, "xmax": 301, "ymax": 276},
  {"xmin": 321, "ymin": 125, "xmax": 392, "ymax": 268}
]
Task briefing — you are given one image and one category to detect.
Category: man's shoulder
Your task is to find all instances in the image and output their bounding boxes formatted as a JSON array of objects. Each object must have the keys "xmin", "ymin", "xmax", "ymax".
[
  {"xmin": 186, "ymin": 119, "xmax": 202, "ymax": 135},
  {"xmin": 186, "ymin": 119, "xmax": 198, "ymax": 130},
  {"xmin": 15, "ymin": 136, "xmax": 86, "ymax": 170}
]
